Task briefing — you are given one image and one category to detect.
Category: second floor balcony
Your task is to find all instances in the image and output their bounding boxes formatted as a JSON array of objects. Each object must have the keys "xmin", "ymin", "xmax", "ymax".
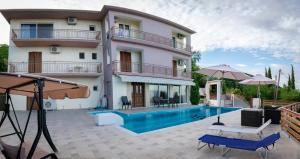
[
  {"xmin": 110, "ymin": 27, "xmax": 192, "ymax": 54},
  {"xmin": 8, "ymin": 61, "xmax": 102, "ymax": 77},
  {"xmin": 11, "ymin": 29, "xmax": 101, "ymax": 48},
  {"xmin": 112, "ymin": 61, "xmax": 191, "ymax": 80}
]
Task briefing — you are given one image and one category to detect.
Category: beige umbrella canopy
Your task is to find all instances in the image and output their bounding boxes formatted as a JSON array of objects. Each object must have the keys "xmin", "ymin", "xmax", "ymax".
[
  {"xmin": 0, "ymin": 73, "xmax": 90, "ymax": 99},
  {"xmin": 239, "ymin": 74, "xmax": 275, "ymax": 98},
  {"xmin": 198, "ymin": 64, "xmax": 250, "ymax": 80}
]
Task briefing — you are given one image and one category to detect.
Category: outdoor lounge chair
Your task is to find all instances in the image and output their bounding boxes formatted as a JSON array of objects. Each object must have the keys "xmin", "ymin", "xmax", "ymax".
[
  {"xmin": 197, "ymin": 132, "xmax": 280, "ymax": 159},
  {"xmin": 121, "ymin": 96, "xmax": 131, "ymax": 109},
  {"xmin": 209, "ymin": 119, "xmax": 271, "ymax": 138}
]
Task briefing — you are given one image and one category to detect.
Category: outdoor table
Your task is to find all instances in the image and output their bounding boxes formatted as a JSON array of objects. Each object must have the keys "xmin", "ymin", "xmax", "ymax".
[{"xmin": 241, "ymin": 108, "xmax": 263, "ymax": 127}]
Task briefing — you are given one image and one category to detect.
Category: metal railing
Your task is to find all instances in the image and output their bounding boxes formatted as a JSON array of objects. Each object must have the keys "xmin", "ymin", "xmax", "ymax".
[
  {"xmin": 280, "ymin": 102, "xmax": 300, "ymax": 142},
  {"xmin": 9, "ymin": 61, "xmax": 102, "ymax": 74},
  {"xmin": 111, "ymin": 27, "xmax": 191, "ymax": 52},
  {"xmin": 112, "ymin": 61, "xmax": 191, "ymax": 79},
  {"xmin": 12, "ymin": 29, "xmax": 101, "ymax": 41}
]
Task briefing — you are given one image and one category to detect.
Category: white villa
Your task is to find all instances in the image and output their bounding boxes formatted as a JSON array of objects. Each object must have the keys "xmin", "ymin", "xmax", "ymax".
[{"xmin": 0, "ymin": 5, "xmax": 195, "ymax": 110}]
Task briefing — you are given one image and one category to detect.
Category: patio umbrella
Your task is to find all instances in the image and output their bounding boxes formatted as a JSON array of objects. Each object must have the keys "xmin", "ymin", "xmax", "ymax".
[
  {"xmin": 239, "ymin": 74, "xmax": 275, "ymax": 123},
  {"xmin": 198, "ymin": 64, "xmax": 250, "ymax": 81},
  {"xmin": 239, "ymin": 74, "xmax": 275, "ymax": 99},
  {"xmin": 0, "ymin": 73, "xmax": 90, "ymax": 158},
  {"xmin": 198, "ymin": 64, "xmax": 250, "ymax": 125}
]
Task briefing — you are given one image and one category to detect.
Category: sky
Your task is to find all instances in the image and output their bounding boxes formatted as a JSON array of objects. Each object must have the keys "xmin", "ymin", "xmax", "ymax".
[{"xmin": 0, "ymin": 0, "xmax": 299, "ymax": 88}]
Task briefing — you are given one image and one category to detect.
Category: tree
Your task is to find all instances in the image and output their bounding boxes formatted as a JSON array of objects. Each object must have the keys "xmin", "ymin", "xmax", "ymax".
[
  {"xmin": 265, "ymin": 67, "xmax": 268, "ymax": 77},
  {"xmin": 0, "ymin": 44, "xmax": 8, "ymax": 72},
  {"xmin": 288, "ymin": 74, "xmax": 291, "ymax": 91},
  {"xmin": 190, "ymin": 85, "xmax": 200, "ymax": 105},
  {"xmin": 291, "ymin": 65, "xmax": 295, "ymax": 90},
  {"xmin": 191, "ymin": 50, "xmax": 201, "ymax": 71},
  {"xmin": 267, "ymin": 67, "xmax": 272, "ymax": 79}
]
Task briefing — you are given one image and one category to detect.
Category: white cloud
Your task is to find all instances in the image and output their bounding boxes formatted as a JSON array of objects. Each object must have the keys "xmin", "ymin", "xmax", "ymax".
[
  {"xmin": 0, "ymin": 0, "xmax": 299, "ymax": 88},
  {"xmin": 255, "ymin": 63, "xmax": 264, "ymax": 66},
  {"xmin": 236, "ymin": 64, "xmax": 247, "ymax": 67},
  {"xmin": 0, "ymin": 0, "xmax": 300, "ymax": 63}
]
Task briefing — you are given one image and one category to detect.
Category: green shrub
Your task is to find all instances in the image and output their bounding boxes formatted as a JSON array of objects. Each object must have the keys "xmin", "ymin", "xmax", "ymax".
[
  {"xmin": 190, "ymin": 85, "xmax": 200, "ymax": 105},
  {"xmin": 279, "ymin": 88, "xmax": 300, "ymax": 101}
]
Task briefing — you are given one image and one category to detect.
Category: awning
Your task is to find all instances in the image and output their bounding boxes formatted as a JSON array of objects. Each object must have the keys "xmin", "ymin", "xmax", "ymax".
[
  {"xmin": 0, "ymin": 73, "xmax": 90, "ymax": 99},
  {"xmin": 118, "ymin": 75, "xmax": 195, "ymax": 85}
]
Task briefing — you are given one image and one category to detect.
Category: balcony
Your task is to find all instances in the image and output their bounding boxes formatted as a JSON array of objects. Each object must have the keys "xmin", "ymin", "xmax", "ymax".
[
  {"xmin": 11, "ymin": 29, "xmax": 101, "ymax": 48},
  {"xmin": 112, "ymin": 61, "xmax": 191, "ymax": 80},
  {"xmin": 9, "ymin": 61, "xmax": 102, "ymax": 77},
  {"xmin": 110, "ymin": 27, "xmax": 192, "ymax": 54}
]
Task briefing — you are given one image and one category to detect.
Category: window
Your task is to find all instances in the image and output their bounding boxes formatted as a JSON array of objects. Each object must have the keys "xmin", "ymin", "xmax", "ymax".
[
  {"xmin": 89, "ymin": 25, "xmax": 95, "ymax": 31},
  {"xmin": 118, "ymin": 24, "xmax": 130, "ymax": 37},
  {"xmin": 93, "ymin": 86, "xmax": 98, "ymax": 91},
  {"xmin": 180, "ymin": 86, "xmax": 187, "ymax": 103},
  {"xmin": 37, "ymin": 24, "xmax": 53, "ymax": 38},
  {"xmin": 21, "ymin": 24, "xmax": 53, "ymax": 39},
  {"xmin": 21, "ymin": 24, "xmax": 36, "ymax": 38},
  {"xmin": 79, "ymin": 52, "xmax": 85, "ymax": 59},
  {"xmin": 92, "ymin": 53, "xmax": 97, "ymax": 60}
]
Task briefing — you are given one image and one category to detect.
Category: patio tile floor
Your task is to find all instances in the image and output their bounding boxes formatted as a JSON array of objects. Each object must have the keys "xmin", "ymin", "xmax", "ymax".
[{"xmin": 0, "ymin": 108, "xmax": 299, "ymax": 159}]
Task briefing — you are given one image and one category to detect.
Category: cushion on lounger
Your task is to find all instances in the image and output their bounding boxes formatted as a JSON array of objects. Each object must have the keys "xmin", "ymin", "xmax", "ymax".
[
  {"xmin": 258, "ymin": 132, "xmax": 280, "ymax": 148},
  {"xmin": 198, "ymin": 135, "xmax": 230, "ymax": 146},
  {"xmin": 0, "ymin": 139, "xmax": 26, "ymax": 159},
  {"xmin": 198, "ymin": 133, "xmax": 280, "ymax": 151},
  {"xmin": 0, "ymin": 140, "xmax": 50, "ymax": 159}
]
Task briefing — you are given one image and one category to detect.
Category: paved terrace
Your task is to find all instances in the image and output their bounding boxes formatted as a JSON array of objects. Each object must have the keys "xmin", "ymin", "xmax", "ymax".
[{"xmin": 0, "ymin": 108, "xmax": 299, "ymax": 159}]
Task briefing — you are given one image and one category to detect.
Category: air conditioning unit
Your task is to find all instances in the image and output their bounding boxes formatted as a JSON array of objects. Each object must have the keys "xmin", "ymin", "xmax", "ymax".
[
  {"xmin": 177, "ymin": 59, "xmax": 185, "ymax": 66},
  {"xmin": 177, "ymin": 33, "xmax": 184, "ymax": 39},
  {"xmin": 43, "ymin": 99, "xmax": 57, "ymax": 111},
  {"xmin": 67, "ymin": 17, "xmax": 77, "ymax": 25},
  {"xmin": 50, "ymin": 46, "xmax": 60, "ymax": 54}
]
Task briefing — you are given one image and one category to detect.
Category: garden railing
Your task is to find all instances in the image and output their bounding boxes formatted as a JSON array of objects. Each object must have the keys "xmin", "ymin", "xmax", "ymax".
[{"xmin": 280, "ymin": 102, "xmax": 300, "ymax": 142}]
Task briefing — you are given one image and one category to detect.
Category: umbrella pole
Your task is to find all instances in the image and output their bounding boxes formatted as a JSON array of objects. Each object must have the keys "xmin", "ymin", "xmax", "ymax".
[{"xmin": 212, "ymin": 72, "xmax": 225, "ymax": 125}]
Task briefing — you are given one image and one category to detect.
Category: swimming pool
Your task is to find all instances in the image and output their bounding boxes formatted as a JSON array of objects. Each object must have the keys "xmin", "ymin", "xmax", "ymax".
[{"xmin": 92, "ymin": 106, "xmax": 239, "ymax": 134}]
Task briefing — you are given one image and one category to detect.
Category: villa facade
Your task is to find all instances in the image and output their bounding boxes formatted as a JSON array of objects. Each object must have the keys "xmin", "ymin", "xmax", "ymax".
[{"xmin": 0, "ymin": 5, "xmax": 195, "ymax": 110}]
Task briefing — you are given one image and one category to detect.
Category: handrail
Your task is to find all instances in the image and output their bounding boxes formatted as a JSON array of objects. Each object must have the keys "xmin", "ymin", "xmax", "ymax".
[
  {"xmin": 112, "ymin": 60, "xmax": 191, "ymax": 79},
  {"xmin": 110, "ymin": 26, "xmax": 192, "ymax": 52},
  {"xmin": 280, "ymin": 102, "xmax": 300, "ymax": 142},
  {"xmin": 12, "ymin": 29, "xmax": 101, "ymax": 41},
  {"xmin": 9, "ymin": 61, "xmax": 102, "ymax": 74}
]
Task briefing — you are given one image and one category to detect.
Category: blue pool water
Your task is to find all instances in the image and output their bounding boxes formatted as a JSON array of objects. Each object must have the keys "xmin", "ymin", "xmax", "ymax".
[{"xmin": 90, "ymin": 106, "xmax": 239, "ymax": 133}]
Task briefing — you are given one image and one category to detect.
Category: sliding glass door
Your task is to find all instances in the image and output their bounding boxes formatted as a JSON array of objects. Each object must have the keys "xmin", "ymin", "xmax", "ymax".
[
  {"xmin": 21, "ymin": 24, "xmax": 53, "ymax": 39},
  {"xmin": 21, "ymin": 24, "xmax": 36, "ymax": 39},
  {"xmin": 149, "ymin": 84, "xmax": 188, "ymax": 106},
  {"xmin": 37, "ymin": 24, "xmax": 53, "ymax": 38}
]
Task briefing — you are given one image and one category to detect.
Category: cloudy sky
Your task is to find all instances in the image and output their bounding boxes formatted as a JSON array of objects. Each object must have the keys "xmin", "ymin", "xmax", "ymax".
[{"xmin": 0, "ymin": 0, "xmax": 299, "ymax": 88}]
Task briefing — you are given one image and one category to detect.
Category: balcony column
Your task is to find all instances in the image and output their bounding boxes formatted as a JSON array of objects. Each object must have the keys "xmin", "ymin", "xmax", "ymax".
[{"xmin": 186, "ymin": 35, "xmax": 191, "ymax": 50}]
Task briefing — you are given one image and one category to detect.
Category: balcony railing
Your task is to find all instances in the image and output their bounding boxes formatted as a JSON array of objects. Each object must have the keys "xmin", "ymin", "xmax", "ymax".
[
  {"xmin": 111, "ymin": 27, "xmax": 192, "ymax": 52},
  {"xmin": 280, "ymin": 102, "xmax": 300, "ymax": 142},
  {"xmin": 9, "ymin": 61, "xmax": 102, "ymax": 75},
  {"xmin": 112, "ymin": 61, "xmax": 191, "ymax": 79},
  {"xmin": 12, "ymin": 29, "xmax": 101, "ymax": 41}
]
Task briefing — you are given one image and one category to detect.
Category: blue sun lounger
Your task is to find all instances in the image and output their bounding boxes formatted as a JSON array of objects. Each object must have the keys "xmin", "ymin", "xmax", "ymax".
[{"xmin": 198, "ymin": 132, "xmax": 280, "ymax": 159}]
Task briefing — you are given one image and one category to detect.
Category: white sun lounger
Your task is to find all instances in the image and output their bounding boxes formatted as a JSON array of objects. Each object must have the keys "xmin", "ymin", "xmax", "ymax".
[{"xmin": 209, "ymin": 119, "xmax": 272, "ymax": 138}]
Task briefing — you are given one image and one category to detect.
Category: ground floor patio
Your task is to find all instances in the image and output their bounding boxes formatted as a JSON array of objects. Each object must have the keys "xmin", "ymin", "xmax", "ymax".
[{"xmin": 0, "ymin": 108, "xmax": 299, "ymax": 159}]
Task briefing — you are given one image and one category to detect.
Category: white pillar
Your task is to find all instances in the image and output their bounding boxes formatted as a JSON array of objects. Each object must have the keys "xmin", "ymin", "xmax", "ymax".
[{"xmin": 217, "ymin": 80, "xmax": 222, "ymax": 106}]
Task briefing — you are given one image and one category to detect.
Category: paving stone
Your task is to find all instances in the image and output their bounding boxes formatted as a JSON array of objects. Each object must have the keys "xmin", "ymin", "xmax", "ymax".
[{"xmin": 0, "ymin": 109, "xmax": 298, "ymax": 159}]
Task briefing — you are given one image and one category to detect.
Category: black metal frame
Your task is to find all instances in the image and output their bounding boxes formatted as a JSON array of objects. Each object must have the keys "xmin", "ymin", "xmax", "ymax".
[
  {"xmin": 0, "ymin": 91, "xmax": 23, "ymax": 140},
  {"xmin": 0, "ymin": 79, "xmax": 58, "ymax": 159}
]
